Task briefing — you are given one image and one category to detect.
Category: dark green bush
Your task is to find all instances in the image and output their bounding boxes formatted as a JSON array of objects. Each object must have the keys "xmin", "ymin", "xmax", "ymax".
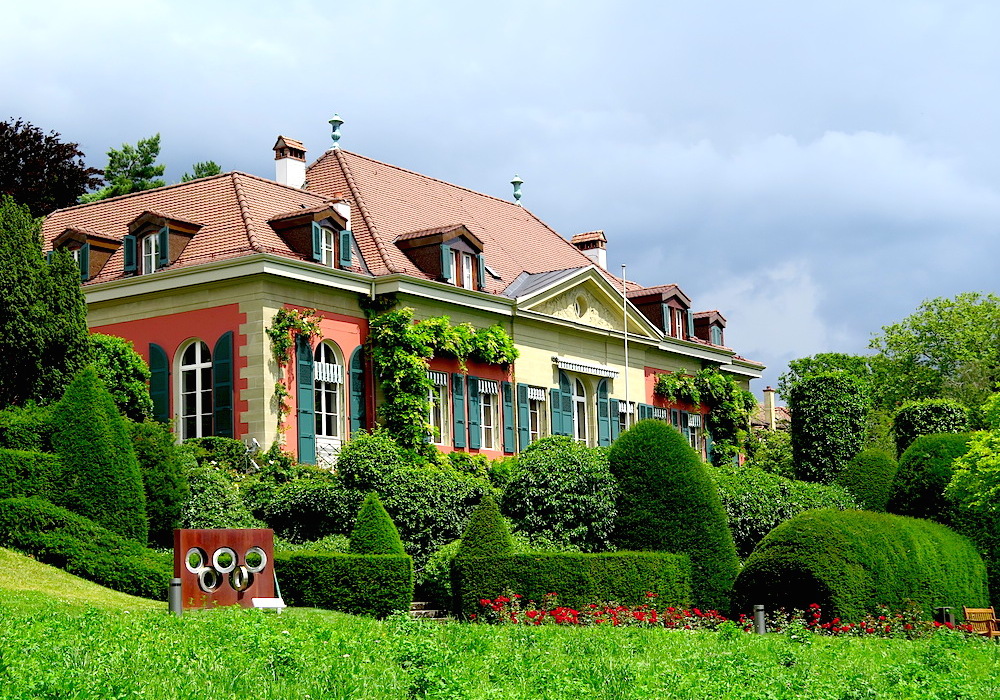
[
  {"xmin": 0, "ymin": 449, "xmax": 60, "ymax": 501},
  {"xmin": 709, "ymin": 464, "xmax": 858, "ymax": 557},
  {"xmin": 892, "ymin": 399, "xmax": 968, "ymax": 455},
  {"xmin": 349, "ymin": 493, "xmax": 405, "ymax": 555},
  {"xmin": 184, "ymin": 436, "xmax": 254, "ymax": 473},
  {"xmin": 456, "ymin": 493, "xmax": 514, "ymax": 559},
  {"xmin": 0, "ymin": 403, "xmax": 53, "ymax": 452},
  {"xmin": 335, "ymin": 429, "xmax": 408, "ymax": 493},
  {"xmin": 836, "ymin": 447, "xmax": 898, "ymax": 512},
  {"xmin": 452, "ymin": 551, "xmax": 691, "ymax": 616},
  {"xmin": 254, "ymin": 480, "xmax": 359, "ymax": 543},
  {"xmin": 0, "ymin": 497, "xmax": 171, "ymax": 599},
  {"xmin": 90, "ymin": 333, "xmax": 153, "ymax": 422},
  {"xmin": 790, "ymin": 373, "xmax": 868, "ymax": 483},
  {"xmin": 732, "ymin": 509, "xmax": 989, "ymax": 620},
  {"xmin": 128, "ymin": 420, "xmax": 190, "ymax": 547},
  {"xmin": 51, "ymin": 367, "xmax": 147, "ymax": 543},
  {"xmin": 180, "ymin": 464, "xmax": 263, "ymax": 529},
  {"xmin": 743, "ymin": 428, "xmax": 794, "ymax": 479},
  {"xmin": 500, "ymin": 436, "xmax": 618, "ymax": 552},
  {"xmin": 887, "ymin": 433, "xmax": 972, "ymax": 522},
  {"xmin": 609, "ymin": 420, "xmax": 738, "ymax": 613},
  {"xmin": 275, "ymin": 551, "xmax": 413, "ymax": 617}
]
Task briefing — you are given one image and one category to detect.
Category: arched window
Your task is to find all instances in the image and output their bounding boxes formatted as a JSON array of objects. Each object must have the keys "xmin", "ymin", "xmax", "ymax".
[
  {"xmin": 313, "ymin": 342, "xmax": 343, "ymax": 440},
  {"xmin": 573, "ymin": 379, "xmax": 588, "ymax": 444},
  {"xmin": 180, "ymin": 341, "xmax": 212, "ymax": 439}
]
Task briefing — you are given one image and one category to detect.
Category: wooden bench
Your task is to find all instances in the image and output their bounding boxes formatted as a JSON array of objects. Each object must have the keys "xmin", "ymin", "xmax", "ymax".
[{"xmin": 962, "ymin": 607, "xmax": 1000, "ymax": 639}]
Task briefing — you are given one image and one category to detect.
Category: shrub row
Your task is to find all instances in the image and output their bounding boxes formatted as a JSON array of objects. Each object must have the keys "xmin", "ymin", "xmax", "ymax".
[
  {"xmin": 733, "ymin": 509, "xmax": 989, "ymax": 620},
  {"xmin": 452, "ymin": 551, "xmax": 692, "ymax": 617},
  {"xmin": 0, "ymin": 449, "xmax": 60, "ymax": 501},
  {"xmin": 0, "ymin": 497, "xmax": 171, "ymax": 599},
  {"xmin": 274, "ymin": 552, "xmax": 413, "ymax": 617},
  {"xmin": 0, "ymin": 403, "xmax": 53, "ymax": 452}
]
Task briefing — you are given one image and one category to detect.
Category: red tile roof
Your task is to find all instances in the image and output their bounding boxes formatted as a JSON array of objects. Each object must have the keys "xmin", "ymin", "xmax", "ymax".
[{"xmin": 570, "ymin": 230, "xmax": 606, "ymax": 245}]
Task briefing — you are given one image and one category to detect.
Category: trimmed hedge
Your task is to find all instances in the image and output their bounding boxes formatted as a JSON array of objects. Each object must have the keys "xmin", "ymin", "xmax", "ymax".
[
  {"xmin": 274, "ymin": 551, "xmax": 413, "ymax": 617},
  {"xmin": 0, "ymin": 497, "xmax": 171, "ymax": 600},
  {"xmin": 609, "ymin": 420, "xmax": 738, "ymax": 613},
  {"xmin": 0, "ymin": 403, "xmax": 53, "ymax": 452},
  {"xmin": 887, "ymin": 433, "xmax": 972, "ymax": 522},
  {"xmin": 0, "ymin": 449, "xmax": 60, "ymax": 501},
  {"xmin": 836, "ymin": 448, "xmax": 898, "ymax": 512},
  {"xmin": 732, "ymin": 509, "xmax": 989, "ymax": 620},
  {"xmin": 790, "ymin": 373, "xmax": 868, "ymax": 483},
  {"xmin": 452, "ymin": 551, "xmax": 692, "ymax": 617},
  {"xmin": 349, "ymin": 493, "xmax": 405, "ymax": 555},
  {"xmin": 892, "ymin": 399, "xmax": 968, "ymax": 455}
]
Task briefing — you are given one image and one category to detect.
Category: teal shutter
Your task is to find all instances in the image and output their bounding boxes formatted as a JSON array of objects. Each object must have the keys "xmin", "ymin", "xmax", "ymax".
[
  {"xmin": 123, "ymin": 235, "xmax": 137, "ymax": 272},
  {"xmin": 476, "ymin": 254, "xmax": 486, "ymax": 291},
  {"xmin": 46, "ymin": 250, "xmax": 54, "ymax": 264},
  {"xmin": 311, "ymin": 222, "xmax": 323, "ymax": 262},
  {"xmin": 559, "ymin": 372, "xmax": 573, "ymax": 436},
  {"xmin": 78, "ymin": 243, "xmax": 90, "ymax": 280},
  {"xmin": 440, "ymin": 244, "xmax": 452, "ymax": 280},
  {"xmin": 549, "ymin": 388, "xmax": 563, "ymax": 437},
  {"xmin": 452, "ymin": 374, "xmax": 466, "ymax": 448},
  {"xmin": 706, "ymin": 431, "xmax": 714, "ymax": 463},
  {"xmin": 349, "ymin": 347, "xmax": 365, "ymax": 436},
  {"xmin": 661, "ymin": 303, "xmax": 671, "ymax": 333},
  {"xmin": 339, "ymin": 229, "xmax": 353, "ymax": 268},
  {"xmin": 502, "ymin": 381, "xmax": 515, "ymax": 453},
  {"xmin": 149, "ymin": 343, "xmax": 170, "ymax": 424},
  {"xmin": 212, "ymin": 332, "xmax": 234, "ymax": 438},
  {"xmin": 517, "ymin": 383, "xmax": 531, "ymax": 451},
  {"xmin": 609, "ymin": 398, "xmax": 620, "ymax": 441},
  {"xmin": 671, "ymin": 409, "xmax": 680, "ymax": 428},
  {"xmin": 467, "ymin": 376, "xmax": 481, "ymax": 449},
  {"xmin": 597, "ymin": 379, "xmax": 610, "ymax": 446},
  {"xmin": 686, "ymin": 309, "xmax": 695, "ymax": 338},
  {"xmin": 157, "ymin": 226, "xmax": 169, "ymax": 268},
  {"xmin": 638, "ymin": 403, "xmax": 654, "ymax": 421},
  {"xmin": 295, "ymin": 335, "xmax": 315, "ymax": 463}
]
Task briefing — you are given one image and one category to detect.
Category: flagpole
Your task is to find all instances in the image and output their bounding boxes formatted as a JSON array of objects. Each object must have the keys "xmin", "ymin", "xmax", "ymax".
[{"xmin": 622, "ymin": 264, "xmax": 629, "ymax": 421}]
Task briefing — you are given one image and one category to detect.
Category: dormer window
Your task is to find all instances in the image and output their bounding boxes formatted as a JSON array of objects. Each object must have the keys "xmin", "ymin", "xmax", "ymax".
[
  {"xmin": 51, "ymin": 227, "xmax": 122, "ymax": 282},
  {"xmin": 710, "ymin": 326, "xmax": 723, "ymax": 346},
  {"xmin": 140, "ymin": 231, "xmax": 162, "ymax": 274},
  {"xmin": 396, "ymin": 224, "xmax": 487, "ymax": 291},
  {"xmin": 124, "ymin": 211, "xmax": 201, "ymax": 275},
  {"xmin": 267, "ymin": 203, "xmax": 354, "ymax": 270}
]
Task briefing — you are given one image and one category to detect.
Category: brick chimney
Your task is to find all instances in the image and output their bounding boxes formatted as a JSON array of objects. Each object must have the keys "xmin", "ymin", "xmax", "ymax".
[
  {"xmin": 571, "ymin": 230, "xmax": 607, "ymax": 269},
  {"xmin": 273, "ymin": 136, "xmax": 307, "ymax": 188}
]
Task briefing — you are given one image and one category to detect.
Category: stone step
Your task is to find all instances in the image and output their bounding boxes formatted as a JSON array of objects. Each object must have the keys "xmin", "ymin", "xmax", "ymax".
[{"xmin": 409, "ymin": 601, "xmax": 452, "ymax": 622}]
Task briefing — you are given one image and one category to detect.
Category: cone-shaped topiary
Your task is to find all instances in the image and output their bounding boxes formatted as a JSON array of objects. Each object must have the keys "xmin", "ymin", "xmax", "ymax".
[
  {"xmin": 349, "ymin": 492, "xmax": 405, "ymax": 555},
  {"xmin": 609, "ymin": 419, "xmax": 739, "ymax": 613},
  {"xmin": 50, "ymin": 366, "xmax": 147, "ymax": 542},
  {"xmin": 456, "ymin": 492, "xmax": 514, "ymax": 558},
  {"xmin": 836, "ymin": 447, "xmax": 897, "ymax": 512}
]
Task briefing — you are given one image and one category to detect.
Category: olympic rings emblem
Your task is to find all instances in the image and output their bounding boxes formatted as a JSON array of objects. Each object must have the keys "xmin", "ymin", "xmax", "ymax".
[{"xmin": 185, "ymin": 546, "xmax": 267, "ymax": 593}]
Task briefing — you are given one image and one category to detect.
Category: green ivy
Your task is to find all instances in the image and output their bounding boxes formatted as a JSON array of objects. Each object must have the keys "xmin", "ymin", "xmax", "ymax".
[{"xmin": 266, "ymin": 308, "xmax": 323, "ymax": 431}]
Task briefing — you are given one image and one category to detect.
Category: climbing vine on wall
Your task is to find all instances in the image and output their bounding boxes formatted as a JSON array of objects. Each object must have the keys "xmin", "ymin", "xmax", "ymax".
[
  {"xmin": 266, "ymin": 308, "xmax": 323, "ymax": 430},
  {"xmin": 367, "ymin": 306, "xmax": 518, "ymax": 450},
  {"xmin": 654, "ymin": 367, "xmax": 757, "ymax": 466}
]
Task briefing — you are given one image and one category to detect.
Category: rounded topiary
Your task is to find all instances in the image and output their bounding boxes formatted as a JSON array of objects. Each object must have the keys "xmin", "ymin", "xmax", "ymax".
[
  {"xmin": 349, "ymin": 492, "xmax": 405, "ymax": 555},
  {"xmin": 887, "ymin": 432, "xmax": 972, "ymax": 522},
  {"xmin": 733, "ymin": 509, "xmax": 989, "ymax": 620},
  {"xmin": 500, "ymin": 436, "xmax": 618, "ymax": 552},
  {"xmin": 609, "ymin": 419, "xmax": 739, "ymax": 613},
  {"xmin": 790, "ymin": 373, "xmax": 868, "ymax": 483},
  {"xmin": 836, "ymin": 447, "xmax": 897, "ymax": 512},
  {"xmin": 334, "ymin": 429, "xmax": 407, "ymax": 493},
  {"xmin": 50, "ymin": 366, "xmax": 148, "ymax": 543},
  {"xmin": 892, "ymin": 399, "xmax": 968, "ymax": 455},
  {"xmin": 455, "ymin": 493, "xmax": 514, "ymax": 559}
]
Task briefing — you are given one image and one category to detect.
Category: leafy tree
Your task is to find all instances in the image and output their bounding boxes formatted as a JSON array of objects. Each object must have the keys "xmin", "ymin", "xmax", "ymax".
[
  {"xmin": 790, "ymin": 373, "xmax": 869, "ymax": 483},
  {"xmin": 36, "ymin": 250, "xmax": 91, "ymax": 404},
  {"xmin": 80, "ymin": 134, "xmax": 165, "ymax": 202},
  {"xmin": 91, "ymin": 334, "xmax": 152, "ymax": 421},
  {"xmin": 777, "ymin": 352, "xmax": 873, "ymax": 402},
  {"xmin": 181, "ymin": 161, "xmax": 222, "ymax": 182},
  {"xmin": 743, "ymin": 427, "xmax": 794, "ymax": 478},
  {"xmin": 0, "ymin": 118, "xmax": 103, "ymax": 217},
  {"xmin": 891, "ymin": 399, "xmax": 968, "ymax": 455}
]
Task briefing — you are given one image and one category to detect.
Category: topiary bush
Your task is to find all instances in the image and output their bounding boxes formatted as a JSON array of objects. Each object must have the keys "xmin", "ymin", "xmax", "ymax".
[
  {"xmin": 254, "ymin": 480, "xmax": 360, "ymax": 543},
  {"xmin": 456, "ymin": 493, "xmax": 514, "ymax": 559},
  {"xmin": 0, "ymin": 449, "xmax": 60, "ymax": 501},
  {"xmin": 709, "ymin": 464, "xmax": 858, "ymax": 558},
  {"xmin": 836, "ymin": 447, "xmax": 898, "ymax": 512},
  {"xmin": 790, "ymin": 373, "xmax": 868, "ymax": 483},
  {"xmin": 50, "ymin": 366, "xmax": 148, "ymax": 543},
  {"xmin": 732, "ymin": 509, "xmax": 989, "ymax": 620},
  {"xmin": 500, "ymin": 436, "xmax": 618, "ymax": 552},
  {"xmin": 608, "ymin": 420, "xmax": 739, "ymax": 613},
  {"xmin": 887, "ymin": 432, "xmax": 972, "ymax": 522},
  {"xmin": 0, "ymin": 403, "xmax": 54, "ymax": 452},
  {"xmin": 335, "ymin": 429, "xmax": 408, "ymax": 493},
  {"xmin": 349, "ymin": 492, "xmax": 405, "ymax": 555},
  {"xmin": 0, "ymin": 496, "xmax": 171, "ymax": 599},
  {"xmin": 892, "ymin": 399, "xmax": 968, "ymax": 455},
  {"xmin": 129, "ymin": 420, "xmax": 190, "ymax": 547}
]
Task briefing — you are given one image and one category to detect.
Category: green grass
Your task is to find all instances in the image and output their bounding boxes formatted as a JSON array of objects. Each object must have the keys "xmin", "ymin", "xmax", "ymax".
[{"xmin": 2, "ymin": 546, "xmax": 1000, "ymax": 699}]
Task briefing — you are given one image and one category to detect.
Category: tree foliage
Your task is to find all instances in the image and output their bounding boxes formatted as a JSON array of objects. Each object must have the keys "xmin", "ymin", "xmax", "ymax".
[
  {"xmin": 90, "ymin": 334, "xmax": 153, "ymax": 422},
  {"xmin": 0, "ymin": 118, "xmax": 103, "ymax": 217},
  {"xmin": 891, "ymin": 399, "xmax": 968, "ymax": 455},
  {"xmin": 80, "ymin": 134, "xmax": 165, "ymax": 202},
  {"xmin": 777, "ymin": 352, "xmax": 874, "ymax": 402},
  {"xmin": 129, "ymin": 420, "xmax": 190, "ymax": 547},
  {"xmin": 181, "ymin": 160, "xmax": 222, "ymax": 182},
  {"xmin": 888, "ymin": 432, "xmax": 972, "ymax": 522},
  {"xmin": 790, "ymin": 373, "xmax": 869, "ymax": 483}
]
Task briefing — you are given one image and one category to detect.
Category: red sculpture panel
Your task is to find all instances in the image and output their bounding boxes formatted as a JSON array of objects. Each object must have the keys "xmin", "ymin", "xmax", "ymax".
[{"xmin": 173, "ymin": 529, "xmax": 275, "ymax": 609}]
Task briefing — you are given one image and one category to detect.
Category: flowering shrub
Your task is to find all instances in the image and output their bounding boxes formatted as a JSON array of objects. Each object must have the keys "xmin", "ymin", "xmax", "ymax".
[{"xmin": 744, "ymin": 602, "xmax": 976, "ymax": 640}]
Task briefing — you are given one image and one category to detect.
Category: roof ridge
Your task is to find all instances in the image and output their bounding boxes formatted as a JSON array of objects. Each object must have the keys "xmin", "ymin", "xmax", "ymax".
[
  {"xmin": 230, "ymin": 170, "xmax": 331, "ymax": 200},
  {"xmin": 331, "ymin": 150, "xmax": 402, "ymax": 274},
  {"xmin": 229, "ymin": 173, "xmax": 264, "ymax": 253},
  {"xmin": 51, "ymin": 171, "xmax": 235, "ymax": 214}
]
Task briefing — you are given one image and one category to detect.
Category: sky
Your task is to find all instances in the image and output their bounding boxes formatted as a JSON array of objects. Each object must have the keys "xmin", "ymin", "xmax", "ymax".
[{"xmin": 5, "ymin": 0, "xmax": 1000, "ymax": 397}]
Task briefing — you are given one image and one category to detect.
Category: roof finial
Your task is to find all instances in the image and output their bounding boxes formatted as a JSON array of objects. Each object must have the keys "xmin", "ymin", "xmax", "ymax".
[
  {"xmin": 511, "ymin": 174, "xmax": 523, "ymax": 205},
  {"xmin": 328, "ymin": 114, "xmax": 344, "ymax": 150}
]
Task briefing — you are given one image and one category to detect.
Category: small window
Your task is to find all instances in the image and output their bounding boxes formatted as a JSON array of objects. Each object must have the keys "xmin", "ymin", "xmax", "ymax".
[
  {"xmin": 449, "ymin": 249, "xmax": 460, "ymax": 284},
  {"xmin": 528, "ymin": 395, "xmax": 546, "ymax": 442},
  {"xmin": 428, "ymin": 384, "xmax": 450, "ymax": 445},
  {"xmin": 318, "ymin": 227, "xmax": 336, "ymax": 268},
  {"xmin": 140, "ymin": 234, "xmax": 160, "ymax": 275},
  {"xmin": 313, "ymin": 343, "xmax": 343, "ymax": 439},
  {"xmin": 481, "ymin": 391, "xmax": 499, "ymax": 449},
  {"xmin": 573, "ymin": 379, "xmax": 588, "ymax": 444},
  {"xmin": 618, "ymin": 401, "xmax": 635, "ymax": 435},
  {"xmin": 461, "ymin": 252, "xmax": 474, "ymax": 289}
]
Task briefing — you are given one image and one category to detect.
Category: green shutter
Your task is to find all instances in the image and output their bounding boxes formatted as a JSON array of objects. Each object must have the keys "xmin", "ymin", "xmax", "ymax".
[
  {"xmin": 467, "ymin": 376, "xmax": 481, "ymax": 449},
  {"xmin": 661, "ymin": 303, "xmax": 671, "ymax": 333},
  {"xmin": 638, "ymin": 403, "xmax": 654, "ymax": 421},
  {"xmin": 610, "ymin": 398, "xmax": 620, "ymax": 441},
  {"xmin": 559, "ymin": 371, "xmax": 573, "ymax": 436},
  {"xmin": 339, "ymin": 229, "xmax": 353, "ymax": 268},
  {"xmin": 502, "ymin": 381, "xmax": 515, "ymax": 453},
  {"xmin": 686, "ymin": 309, "xmax": 695, "ymax": 338},
  {"xmin": 476, "ymin": 254, "xmax": 486, "ymax": 291},
  {"xmin": 295, "ymin": 335, "xmax": 315, "ymax": 464},
  {"xmin": 452, "ymin": 373, "xmax": 466, "ymax": 448},
  {"xmin": 440, "ymin": 244, "xmax": 452, "ymax": 280},
  {"xmin": 597, "ymin": 379, "xmax": 610, "ymax": 446},
  {"xmin": 517, "ymin": 383, "xmax": 531, "ymax": 451},
  {"xmin": 123, "ymin": 235, "xmax": 137, "ymax": 272},
  {"xmin": 149, "ymin": 343, "xmax": 170, "ymax": 424},
  {"xmin": 311, "ymin": 222, "xmax": 323, "ymax": 262},
  {"xmin": 549, "ymin": 388, "xmax": 563, "ymax": 437},
  {"xmin": 671, "ymin": 409, "xmax": 680, "ymax": 428},
  {"xmin": 212, "ymin": 332, "xmax": 234, "ymax": 438},
  {"xmin": 45, "ymin": 250, "xmax": 54, "ymax": 264},
  {"xmin": 78, "ymin": 243, "xmax": 90, "ymax": 281},
  {"xmin": 157, "ymin": 226, "xmax": 169, "ymax": 269},
  {"xmin": 349, "ymin": 346, "xmax": 365, "ymax": 436},
  {"xmin": 706, "ymin": 430, "xmax": 714, "ymax": 463}
]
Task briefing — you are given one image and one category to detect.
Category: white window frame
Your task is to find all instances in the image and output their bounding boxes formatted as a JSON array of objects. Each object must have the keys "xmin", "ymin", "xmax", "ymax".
[
  {"xmin": 572, "ymin": 379, "xmax": 588, "ymax": 444},
  {"xmin": 314, "ymin": 342, "xmax": 343, "ymax": 441},
  {"xmin": 428, "ymin": 383, "xmax": 450, "ymax": 445},
  {"xmin": 140, "ymin": 233, "xmax": 160, "ymax": 274},
  {"xmin": 461, "ymin": 252, "xmax": 474, "ymax": 289},
  {"xmin": 480, "ymin": 389, "xmax": 499, "ymax": 449},
  {"xmin": 178, "ymin": 340, "xmax": 212, "ymax": 439},
  {"xmin": 529, "ymin": 397, "xmax": 545, "ymax": 442},
  {"xmin": 319, "ymin": 226, "xmax": 336, "ymax": 268},
  {"xmin": 618, "ymin": 400, "xmax": 635, "ymax": 435},
  {"xmin": 449, "ymin": 249, "xmax": 460, "ymax": 284}
]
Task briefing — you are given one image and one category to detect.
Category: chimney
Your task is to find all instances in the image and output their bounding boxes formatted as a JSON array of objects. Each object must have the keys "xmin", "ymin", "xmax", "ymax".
[
  {"xmin": 273, "ymin": 136, "xmax": 307, "ymax": 188},
  {"xmin": 570, "ymin": 230, "xmax": 608, "ymax": 269},
  {"xmin": 763, "ymin": 386, "xmax": 776, "ymax": 430}
]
